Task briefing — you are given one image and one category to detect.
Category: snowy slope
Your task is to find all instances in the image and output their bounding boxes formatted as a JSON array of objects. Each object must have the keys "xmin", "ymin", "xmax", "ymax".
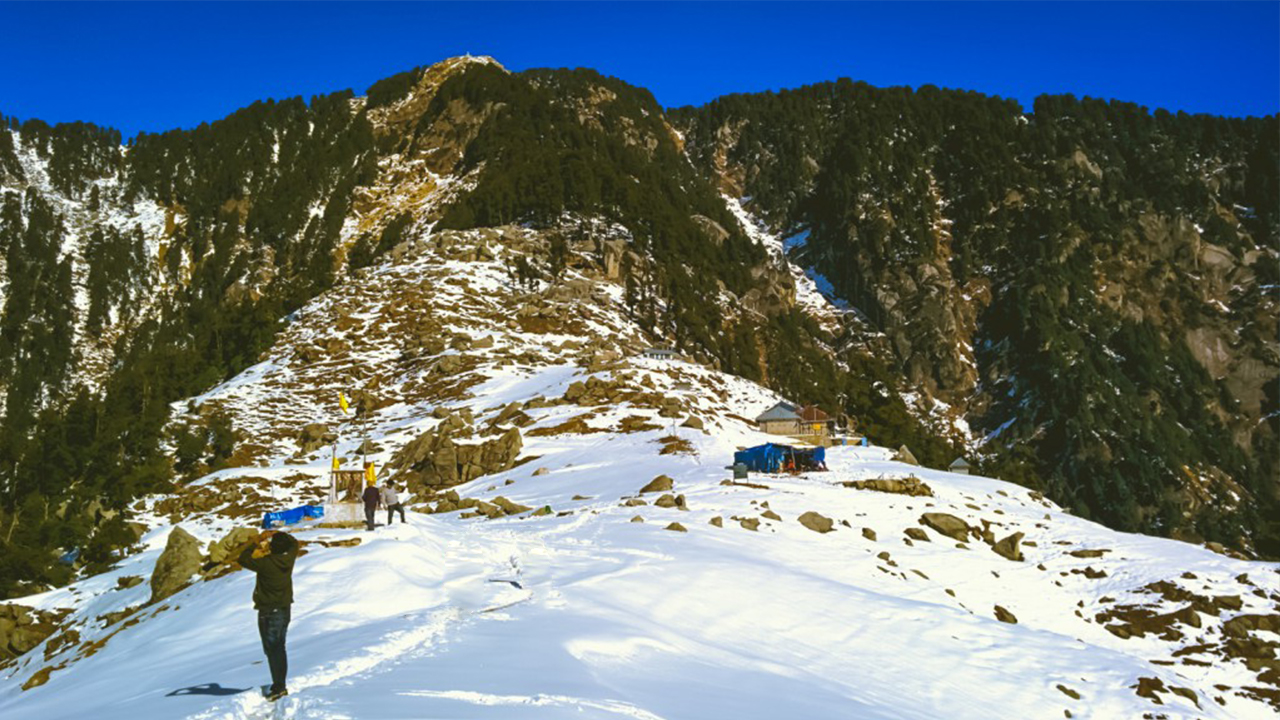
[
  {"xmin": 1, "ymin": 205, "xmax": 1277, "ymax": 720},
  {"xmin": 2, "ymin": 432, "xmax": 1277, "ymax": 720}
]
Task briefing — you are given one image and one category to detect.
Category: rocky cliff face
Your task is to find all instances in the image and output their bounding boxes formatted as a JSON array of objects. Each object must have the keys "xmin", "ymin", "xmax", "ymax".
[{"xmin": 674, "ymin": 85, "xmax": 1279, "ymax": 551}]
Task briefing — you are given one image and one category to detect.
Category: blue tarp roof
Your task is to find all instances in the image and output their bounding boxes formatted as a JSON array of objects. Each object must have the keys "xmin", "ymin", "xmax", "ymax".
[
  {"xmin": 734, "ymin": 443, "xmax": 825, "ymax": 473},
  {"xmin": 263, "ymin": 504, "xmax": 324, "ymax": 529}
]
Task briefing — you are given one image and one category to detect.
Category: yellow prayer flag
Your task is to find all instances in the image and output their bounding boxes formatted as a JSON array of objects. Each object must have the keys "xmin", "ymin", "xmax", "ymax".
[
  {"xmin": 338, "ymin": 391, "xmax": 350, "ymax": 414},
  {"xmin": 365, "ymin": 463, "xmax": 376, "ymax": 485},
  {"xmin": 331, "ymin": 455, "xmax": 340, "ymax": 471}
]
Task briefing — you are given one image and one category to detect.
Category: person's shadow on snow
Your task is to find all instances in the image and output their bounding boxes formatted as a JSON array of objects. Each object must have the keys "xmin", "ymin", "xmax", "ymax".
[{"xmin": 166, "ymin": 683, "xmax": 251, "ymax": 697}]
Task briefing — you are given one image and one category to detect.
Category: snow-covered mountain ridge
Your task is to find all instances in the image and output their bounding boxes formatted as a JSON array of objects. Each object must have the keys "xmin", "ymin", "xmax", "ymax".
[{"xmin": 1, "ymin": 203, "xmax": 1277, "ymax": 719}]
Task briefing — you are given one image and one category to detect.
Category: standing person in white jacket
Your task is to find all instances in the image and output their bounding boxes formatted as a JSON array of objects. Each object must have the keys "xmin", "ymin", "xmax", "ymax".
[{"xmin": 382, "ymin": 483, "xmax": 407, "ymax": 525}]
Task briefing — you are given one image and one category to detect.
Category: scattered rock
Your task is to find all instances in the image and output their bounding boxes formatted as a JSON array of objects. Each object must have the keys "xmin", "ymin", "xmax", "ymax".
[
  {"xmin": 992, "ymin": 532, "xmax": 1025, "ymax": 562},
  {"xmin": 533, "ymin": 467, "xmax": 550, "ymax": 476},
  {"xmin": 994, "ymin": 605, "xmax": 1018, "ymax": 624},
  {"xmin": 761, "ymin": 509, "xmax": 782, "ymax": 521},
  {"xmin": 21, "ymin": 665, "xmax": 57, "ymax": 690},
  {"xmin": 739, "ymin": 518, "xmax": 761, "ymax": 532},
  {"xmin": 531, "ymin": 505, "xmax": 553, "ymax": 517},
  {"xmin": 862, "ymin": 527, "xmax": 877, "ymax": 541},
  {"xmin": 920, "ymin": 513, "xmax": 972, "ymax": 542},
  {"xmin": 115, "ymin": 576, "xmax": 144, "ymax": 590},
  {"xmin": 492, "ymin": 496, "xmax": 533, "ymax": 515},
  {"xmin": 639, "ymin": 475, "xmax": 674, "ymax": 494},
  {"xmin": 720, "ymin": 479, "xmax": 770, "ymax": 489},
  {"xmin": 150, "ymin": 526, "xmax": 203, "ymax": 603},
  {"xmin": 843, "ymin": 477, "xmax": 934, "ymax": 497},
  {"xmin": 1068, "ymin": 549, "xmax": 1111, "ymax": 559},
  {"xmin": 1133, "ymin": 676, "xmax": 1168, "ymax": 704},
  {"xmin": 904, "ymin": 527, "xmax": 929, "ymax": 542},
  {"xmin": 654, "ymin": 494, "xmax": 687, "ymax": 510},
  {"xmin": 680, "ymin": 416, "xmax": 705, "ymax": 431},
  {"xmin": 622, "ymin": 498, "xmax": 647, "ymax": 507},
  {"xmin": 1056, "ymin": 684, "xmax": 1081, "ymax": 700},
  {"xmin": 665, "ymin": 522, "xmax": 688, "ymax": 533},
  {"xmin": 630, "ymin": 516, "xmax": 645, "ymax": 523},
  {"xmin": 709, "ymin": 517, "xmax": 723, "ymax": 528},
  {"xmin": 1168, "ymin": 685, "xmax": 1200, "ymax": 708},
  {"xmin": 798, "ymin": 511, "xmax": 834, "ymax": 534}
]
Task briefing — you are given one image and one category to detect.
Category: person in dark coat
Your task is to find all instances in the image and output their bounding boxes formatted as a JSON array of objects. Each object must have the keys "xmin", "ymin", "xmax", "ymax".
[
  {"xmin": 238, "ymin": 530, "xmax": 299, "ymax": 701},
  {"xmin": 362, "ymin": 481, "xmax": 381, "ymax": 531}
]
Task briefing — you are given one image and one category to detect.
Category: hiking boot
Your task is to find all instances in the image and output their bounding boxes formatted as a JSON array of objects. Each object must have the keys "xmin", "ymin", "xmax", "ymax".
[{"xmin": 265, "ymin": 687, "xmax": 289, "ymax": 701}]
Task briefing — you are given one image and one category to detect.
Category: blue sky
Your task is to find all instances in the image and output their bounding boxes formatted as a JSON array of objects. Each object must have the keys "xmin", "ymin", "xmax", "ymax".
[{"xmin": 1, "ymin": 2, "xmax": 1276, "ymax": 138}]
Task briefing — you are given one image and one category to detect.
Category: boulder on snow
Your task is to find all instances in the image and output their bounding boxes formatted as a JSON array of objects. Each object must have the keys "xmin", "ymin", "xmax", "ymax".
[
  {"xmin": 492, "ymin": 496, "xmax": 532, "ymax": 515},
  {"xmin": 920, "ymin": 513, "xmax": 972, "ymax": 542},
  {"xmin": 665, "ymin": 522, "xmax": 688, "ymax": 533},
  {"xmin": 709, "ymin": 516, "xmax": 724, "ymax": 527},
  {"xmin": 798, "ymin": 512, "xmax": 834, "ymax": 534},
  {"xmin": 1068, "ymin": 548, "xmax": 1111, "ymax": 559},
  {"xmin": 150, "ymin": 526, "xmax": 204, "ymax": 603},
  {"xmin": 653, "ymin": 493, "xmax": 688, "ymax": 510},
  {"xmin": 761, "ymin": 509, "xmax": 782, "ymax": 521},
  {"xmin": 862, "ymin": 527, "xmax": 878, "ymax": 541},
  {"xmin": 893, "ymin": 445, "xmax": 920, "ymax": 466},
  {"xmin": 639, "ymin": 475, "xmax": 674, "ymax": 494},
  {"xmin": 994, "ymin": 605, "xmax": 1018, "ymax": 624},
  {"xmin": 992, "ymin": 532, "xmax": 1025, "ymax": 562},
  {"xmin": 680, "ymin": 416, "xmax": 705, "ymax": 431},
  {"xmin": 904, "ymin": 527, "xmax": 930, "ymax": 542},
  {"xmin": 207, "ymin": 527, "xmax": 259, "ymax": 566},
  {"xmin": 630, "ymin": 515, "xmax": 645, "ymax": 523},
  {"xmin": 739, "ymin": 517, "xmax": 761, "ymax": 532}
]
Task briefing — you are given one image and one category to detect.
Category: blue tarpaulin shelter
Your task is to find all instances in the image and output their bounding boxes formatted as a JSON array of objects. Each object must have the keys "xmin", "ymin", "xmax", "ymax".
[
  {"xmin": 262, "ymin": 504, "xmax": 324, "ymax": 529},
  {"xmin": 733, "ymin": 443, "xmax": 826, "ymax": 473}
]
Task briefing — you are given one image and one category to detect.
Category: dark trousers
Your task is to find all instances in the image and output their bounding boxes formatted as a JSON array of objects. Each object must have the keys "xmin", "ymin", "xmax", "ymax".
[
  {"xmin": 364, "ymin": 504, "xmax": 377, "ymax": 531},
  {"xmin": 257, "ymin": 607, "xmax": 290, "ymax": 692},
  {"xmin": 387, "ymin": 503, "xmax": 406, "ymax": 524}
]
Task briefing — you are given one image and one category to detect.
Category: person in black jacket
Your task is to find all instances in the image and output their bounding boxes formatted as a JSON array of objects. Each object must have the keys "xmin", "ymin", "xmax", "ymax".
[
  {"xmin": 362, "ymin": 481, "xmax": 381, "ymax": 531},
  {"xmin": 238, "ymin": 530, "xmax": 299, "ymax": 701}
]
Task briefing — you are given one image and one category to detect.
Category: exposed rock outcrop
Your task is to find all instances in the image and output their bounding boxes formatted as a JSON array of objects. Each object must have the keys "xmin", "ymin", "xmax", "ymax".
[
  {"xmin": 389, "ymin": 413, "xmax": 522, "ymax": 491},
  {"xmin": 0, "ymin": 605, "xmax": 66, "ymax": 661}
]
